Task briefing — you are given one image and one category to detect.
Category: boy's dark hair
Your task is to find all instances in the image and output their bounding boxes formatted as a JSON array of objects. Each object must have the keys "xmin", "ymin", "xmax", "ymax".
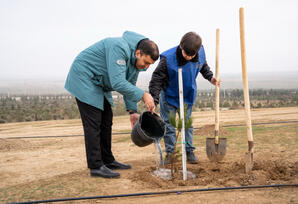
[
  {"xmin": 137, "ymin": 39, "xmax": 159, "ymax": 61},
  {"xmin": 180, "ymin": 32, "xmax": 202, "ymax": 56}
]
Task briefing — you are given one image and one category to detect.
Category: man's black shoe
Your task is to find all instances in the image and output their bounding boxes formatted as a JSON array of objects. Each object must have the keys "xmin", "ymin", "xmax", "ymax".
[
  {"xmin": 187, "ymin": 151, "xmax": 199, "ymax": 164},
  {"xmin": 105, "ymin": 160, "xmax": 131, "ymax": 170},
  {"xmin": 90, "ymin": 165, "xmax": 120, "ymax": 178}
]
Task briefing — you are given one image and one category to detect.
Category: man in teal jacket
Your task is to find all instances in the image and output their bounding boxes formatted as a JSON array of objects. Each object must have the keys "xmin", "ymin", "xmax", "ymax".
[{"xmin": 65, "ymin": 31, "xmax": 159, "ymax": 178}]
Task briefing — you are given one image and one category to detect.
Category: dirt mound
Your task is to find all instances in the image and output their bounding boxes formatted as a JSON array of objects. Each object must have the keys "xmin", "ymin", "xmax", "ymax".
[{"xmin": 130, "ymin": 159, "xmax": 298, "ymax": 189}]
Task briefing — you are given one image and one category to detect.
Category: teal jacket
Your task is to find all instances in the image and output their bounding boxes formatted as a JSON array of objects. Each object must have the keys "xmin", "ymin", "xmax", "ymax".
[{"xmin": 65, "ymin": 31, "xmax": 147, "ymax": 111}]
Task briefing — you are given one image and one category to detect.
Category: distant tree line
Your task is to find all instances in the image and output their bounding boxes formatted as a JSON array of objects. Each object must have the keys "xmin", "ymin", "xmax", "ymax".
[
  {"xmin": 193, "ymin": 89, "xmax": 298, "ymax": 110},
  {"xmin": 0, "ymin": 89, "xmax": 297, "ymax": 123},
  {"xmin": 0, "ymin": 95, "xmax": 78, "ymax": 123}
]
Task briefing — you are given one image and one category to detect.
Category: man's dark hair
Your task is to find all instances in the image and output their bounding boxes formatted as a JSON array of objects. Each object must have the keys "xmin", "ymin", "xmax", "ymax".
[
  {"xmin": 137, "ymin": 39, "xmax": 159, "ymax": 61},
  {"xmin": 180, "ymin": 32, "xmax": 202, "ymax": 56}
]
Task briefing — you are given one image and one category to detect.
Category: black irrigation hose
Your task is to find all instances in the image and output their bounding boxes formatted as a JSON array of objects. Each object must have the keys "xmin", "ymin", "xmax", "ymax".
[
  {"xmin": 2, "ymin": 134, "xmax": 84, "ymax": 139},
  {"xmin": 222, "ymin": 120, "xmax": 298, "ymax": 128},
  {"xmin": 2, "ymin": 120, "xmax": 298, "ymax": 140},
  {"xmin": 1, "ymin": 132, "xmax": 128, "ymax": 140},
  {"xmin": 7, "ymin": 184, "xmax": 298, "ymax": 204}
]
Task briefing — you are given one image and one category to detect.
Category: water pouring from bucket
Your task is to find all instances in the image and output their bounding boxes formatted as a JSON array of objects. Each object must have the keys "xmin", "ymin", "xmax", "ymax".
[
  {"xmin": 131, "ymin": 111, "xmax": 166, "ymax": 147},
  {"xmin": 131, "ymin": 111, "xmax": 166, "ymax": 168}
]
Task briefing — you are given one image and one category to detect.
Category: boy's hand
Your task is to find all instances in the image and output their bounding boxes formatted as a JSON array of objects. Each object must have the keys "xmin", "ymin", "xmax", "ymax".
[{"xmin": 211, "ymin": 77, "xmax": 221, "ymax": 86}]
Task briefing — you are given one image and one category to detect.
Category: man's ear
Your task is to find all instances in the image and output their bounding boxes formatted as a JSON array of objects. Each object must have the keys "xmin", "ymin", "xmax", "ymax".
[{"xmin": 135, "ymin": 49, "xmax": 141, "ymax": 59}]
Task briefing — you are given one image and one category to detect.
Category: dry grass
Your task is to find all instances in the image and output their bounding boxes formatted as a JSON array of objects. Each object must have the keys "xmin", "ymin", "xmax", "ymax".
[{"xmin": 0, "ymin": 107, "xmax": 298, "ymax": 203}]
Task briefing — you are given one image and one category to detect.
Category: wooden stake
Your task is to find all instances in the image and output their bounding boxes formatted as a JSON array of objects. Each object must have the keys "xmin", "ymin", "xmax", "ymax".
[
  {"xmin": 239, "ymin": 7, "xmax": 254, "ymax": 173},
  {"xmin": 178, "ymin": 68, "xmax": 187, "ymax": 180}
]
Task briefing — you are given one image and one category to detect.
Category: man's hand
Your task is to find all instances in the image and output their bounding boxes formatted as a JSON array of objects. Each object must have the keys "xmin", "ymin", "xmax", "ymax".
[
  {"xmin": 211, "ymin": 77, "xmax": 221, "ymax": 86},
  {"xmin": 142, "ymin": 92, "xmax": 155, "ymax": 114},
  {"xmin": 130, "ymin": 113, "xmax": 139, "ymax": 128}
]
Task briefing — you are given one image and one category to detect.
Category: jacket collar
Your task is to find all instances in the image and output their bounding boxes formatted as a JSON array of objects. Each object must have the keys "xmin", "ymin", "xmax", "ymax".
[{"xmin": 176, "ymin": 46, "xmax": 198, "ymax": 66}]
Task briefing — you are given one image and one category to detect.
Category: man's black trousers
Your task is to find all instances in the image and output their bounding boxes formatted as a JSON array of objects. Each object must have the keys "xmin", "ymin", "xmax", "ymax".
[{"xmin": 76, "ymin": 98, "xmax": 115, "ymax": 169}]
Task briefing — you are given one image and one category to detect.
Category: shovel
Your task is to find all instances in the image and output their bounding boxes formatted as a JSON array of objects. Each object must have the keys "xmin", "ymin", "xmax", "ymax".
[
  {"xmin": 239, "ymin": 7, "xmax": 254, "ymax": 173},
  {"xmin": 206, "ymin": 29, "xmax": 227, "ymax": 162}
]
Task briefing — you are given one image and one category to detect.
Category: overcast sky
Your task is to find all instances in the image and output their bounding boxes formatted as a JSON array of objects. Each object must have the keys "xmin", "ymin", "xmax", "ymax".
[{"xmin": 0, "ymin": 0, "xmax": 297, "ymax": 81}]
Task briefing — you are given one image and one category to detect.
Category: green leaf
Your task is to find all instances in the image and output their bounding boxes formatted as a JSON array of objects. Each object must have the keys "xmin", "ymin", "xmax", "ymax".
[
  {"xmin": 184, "ymin": 104, "xmax": 188, "ymax": 117},
  {"xmin": 169, "ymin": 111, "xmax": 176, "ymax": 127},
  {"xmin": 177, "ymin": 119, "xmax": 182, "ymax": 131},
  {"xmin": 177, "ymin": 109, "xmax": 181, "ymax": 118},
  {"xmin": 185, "ymin": 117, "xmax": 193, "ymax": 130}
]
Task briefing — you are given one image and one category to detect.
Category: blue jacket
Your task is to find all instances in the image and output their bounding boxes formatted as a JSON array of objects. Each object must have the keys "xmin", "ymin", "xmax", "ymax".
[
  {"xmin": 65, "ymin": 31, "xmax": 147, "ymax": 111},
  {"xmin": 161, "ymin": 46, "xmax": 206, "ymax": 108}
]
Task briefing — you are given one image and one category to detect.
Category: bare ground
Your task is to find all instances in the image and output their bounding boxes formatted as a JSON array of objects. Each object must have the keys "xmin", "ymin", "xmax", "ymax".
[{"xmin": 0, "ymin": 107, "xmax": 298, "ymax": 203}]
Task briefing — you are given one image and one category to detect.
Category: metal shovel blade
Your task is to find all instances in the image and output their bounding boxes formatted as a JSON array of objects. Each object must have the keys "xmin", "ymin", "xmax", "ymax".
[
  {"xmin": 206, "ymin": 138, "xmax": 227, "ymax": 162},
  {"xmin": 245, "ymin": 151, "xmax": 254, "ymax": 173}
]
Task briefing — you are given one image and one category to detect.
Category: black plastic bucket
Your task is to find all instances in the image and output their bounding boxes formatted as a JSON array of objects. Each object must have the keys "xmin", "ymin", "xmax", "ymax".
[{"xmin": 131, "ymin": 111, "xmax": 166, "ymax": 147}]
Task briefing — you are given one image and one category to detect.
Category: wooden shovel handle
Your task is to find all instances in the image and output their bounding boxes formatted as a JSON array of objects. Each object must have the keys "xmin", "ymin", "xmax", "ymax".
[
  {"xmin": 215, "ymin": 29, "xmax": 220, "ymax": 144},
  {"xmin": 240, "ymin": 8, "xmax": 254, "ymax": 145}
]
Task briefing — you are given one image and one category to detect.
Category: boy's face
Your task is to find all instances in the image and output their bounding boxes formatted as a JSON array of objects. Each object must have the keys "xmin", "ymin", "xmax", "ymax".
[
  {"xmin": 181, "ymin": 49, "xmax": 196, "ymax": 61},
  {"xmin": 135, "ymin": 50, "xmax": 155, "ymax": 69}
]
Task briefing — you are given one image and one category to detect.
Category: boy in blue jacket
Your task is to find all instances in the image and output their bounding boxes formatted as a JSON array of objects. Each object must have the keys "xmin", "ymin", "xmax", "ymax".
[
  {"xmin": 65, "ymin": 31, "xmax": 159, "ymax": 178},
  {"xmin": 149, "ymin": 32, "xmax": 220, "ymax": 164}
]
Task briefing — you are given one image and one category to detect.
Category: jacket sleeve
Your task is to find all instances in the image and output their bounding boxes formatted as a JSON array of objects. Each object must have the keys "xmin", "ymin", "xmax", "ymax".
[
  {"xmin": 105, "ymin": 44, "xmax": 144, "ymax": 104},
  {"xmin": 200, "ymin": 61, "xmax": 213, "ymax": 81},
  {"xmin": 149, "ymin": 57, "xmax": 168, "ymax": 105}
]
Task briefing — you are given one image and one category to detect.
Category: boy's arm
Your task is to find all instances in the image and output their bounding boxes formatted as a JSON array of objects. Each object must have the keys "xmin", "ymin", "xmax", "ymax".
[
  {"xmin": 200, "ymin": 61, "xmax": 213, "ymax": 81},
  {"xmin": 149, "ymin": 57, "xmax": 169, "ymax": 105}
]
